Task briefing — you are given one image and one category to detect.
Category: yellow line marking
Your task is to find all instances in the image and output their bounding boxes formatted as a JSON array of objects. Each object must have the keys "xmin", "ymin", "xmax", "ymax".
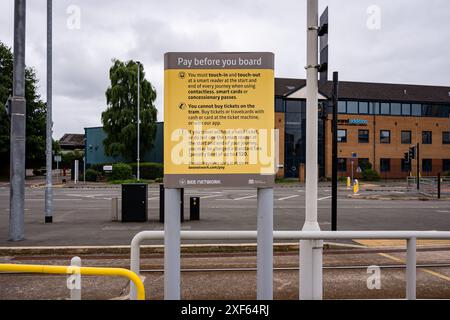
[
  {"xmin": 421, "ymin": 269, "xmax": 450, "ymax": 282},
  {"xmin": 378, "ymin": 253, "xmax": 403, "ymax": 263},
  {"xmin": 355, "ymin": 240, "xmax": 450, "ymax": 284},
  {"xmin": 355, "ymin": 239, "xmax": 450, "ymax": 247}
]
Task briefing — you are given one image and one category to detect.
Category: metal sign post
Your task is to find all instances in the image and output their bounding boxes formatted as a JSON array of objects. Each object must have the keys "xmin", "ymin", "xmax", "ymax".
[
  {"xmin": 164, "ymin": 52, "xmax": 276, "ymax": 300},
  {"xmin": 45, "ymin": 0, "xmax": 53, "ymax": 224},
  {"xmin": 164, "ymin": 188, "xmax": 181, "ymax": 300},
  {"xmin": 257, "ymin": 188, "xmax": 273, "ymax": 300},
  {"xmin": 74, "ymin": 160, "xmax": 79, "ymax": 184}
]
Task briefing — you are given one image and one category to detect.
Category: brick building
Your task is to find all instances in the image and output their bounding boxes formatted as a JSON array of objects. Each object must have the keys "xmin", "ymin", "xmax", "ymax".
[{"xmin": 275, "ymin": 78, "xmax": 450, "ymax": 179}]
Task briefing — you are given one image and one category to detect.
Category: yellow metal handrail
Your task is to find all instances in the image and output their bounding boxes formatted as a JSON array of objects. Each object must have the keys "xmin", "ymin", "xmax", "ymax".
[{"xmin": 0, "ymin": 264, "xmax": 145, "ymax": 300}]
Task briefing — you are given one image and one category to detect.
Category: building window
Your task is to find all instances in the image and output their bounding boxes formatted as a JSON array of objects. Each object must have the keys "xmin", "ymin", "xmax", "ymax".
[
  {"xmin": 422, "ymin": 131, "xmax": 432, "ymax": 144},
  {"xmin": 440, "ymin": 105, "xmax": 450, "ymax": 118},
  {"xmin": 275, "ymin": 98, "xmax": 284, "ymax": 112},
  {"xmin": 286, "ymin": 100, "xmax": 302, "ymax": 113},
  {"xmin": 347, "ymin": 101, "xmax": 358, "ymax": 114},
  {"xmin": 370, "ymin": 102, "xmax": 380, "ymax": 115},
  {"xmin": 338, "ymin": 158, "xmax": 347, "ymax": 172},
  {"xmin": 391, "ymin": 103, "xmax": 401, "ymax": 115},
  {"xmin": 338, "ymin": 101, "xmax": 346, "ymax": 114},
  {"xmin": 401, "ymin": 131, "xmax": 412, "ymax": 144},
  {"xmin": 402, "ymin": 104, "xmax": 411, "ymax": 116},
  {"xmin": 338, "ymin": 129, "xmax": 347, "ymax": 143},
  {"xmin": 380, "ymin": 158, "xmax": 390, "ymax": 172},
  {"xmin": 359, "ymin": 102, "xmax": 369, "ymax": 114},
  {"xmin": 380, "ymin": 103, "xmax": 390, "ymax": 115},
  {"xmin": 380, "ymin": 130, "xmax": 391, "ymax": 144},
  {"xmin": 443, "ymin": 159, "xmax": 450, "ymax": 172},
  {"xmin": 443, "ymin": 132, "xmax": 450, "ymax": 145},
  {"xmin": 422, "ymin": 104, "xmax": 433, "ymax": 117},
  {"xmin": 358, "ymin": 130, "xmax": 369, "ymax": 143},
  {"xmin": 401, "ymin": 159, "xmax": 411, "ymax": 172},
  {"xmin": 422, "ymin": 159, "xmax": 432, "ymax": 172},
  {"xmin": 411, "ymin": 104, "xmax": 422, "ymax": 116}
]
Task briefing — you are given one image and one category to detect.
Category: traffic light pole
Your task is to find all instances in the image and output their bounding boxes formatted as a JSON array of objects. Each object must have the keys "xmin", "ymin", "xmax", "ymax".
[
  {"xmin": 9, "ymin": 0, "xmax": 27, "ymax": 241},
  {"xmin": 416, "ymin": 143, "xmax": 420, "ymax": 190},
  {"xmin": 300, "ymin": 0, "xmax": 323, "ymax": 300},
  {"xmin": 331, "ymin": 72, "xmax": 339, "ymax": 231}
]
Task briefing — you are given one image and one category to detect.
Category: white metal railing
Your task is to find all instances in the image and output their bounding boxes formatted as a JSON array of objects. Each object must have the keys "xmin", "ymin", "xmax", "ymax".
[{"xmin": 129, "ymin": 230, "xmax": 450, "ymax": 300}]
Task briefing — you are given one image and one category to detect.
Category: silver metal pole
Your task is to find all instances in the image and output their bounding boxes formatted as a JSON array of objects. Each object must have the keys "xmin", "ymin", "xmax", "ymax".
[
  {"xmin": 137, "ymin": 62, "xmax": 140, "ymax": 181},
  {"xmin": 406, "ymin": 237, "xmax": 417, "ymax": 300},
  {"xmin": 300, "ymin": 0, "xmax": 321, "ymax": 300},
  {"xmin": 74, "ymin": 160, "xmax": 79, "ymax": 184},
  {"xmin": 164, "ymin": 188, "xmax": 181, "ymax": 300},
  {"xmin": 70, "ymin": 256, "xmax": 81, "ymax": 300},
  {"xmin": 45, "ymin": 0, "xmax": 53, "ymax": 224},
  {"xmin": 9, "ymin": 0, "xmax": 27, "ymax": 241},
  {"xmin": 256, "ymin": 188, "xmax": 273, "ymax": 300}
]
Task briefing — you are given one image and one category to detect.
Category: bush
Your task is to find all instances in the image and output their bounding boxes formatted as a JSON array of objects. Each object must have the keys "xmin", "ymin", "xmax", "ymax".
[
  {"xmin": 85, "ymin": 169, "xmax": 100, "ymax": 182},
  {"xmin": 129, "ymin": 162, "xmax": 163, "ymax": 180},
  {"xmin": 108, "ymin": 163, "xmax": 132, "ymax": 181},
  {"xmin": 361, "ymin": 168, "xmax": 381, "ymax": 181}
]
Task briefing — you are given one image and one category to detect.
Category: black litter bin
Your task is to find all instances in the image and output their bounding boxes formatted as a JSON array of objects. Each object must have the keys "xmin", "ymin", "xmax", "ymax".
[{"xmin": 122, "ymin": 184, "xmax": 148, "ymax": 222}]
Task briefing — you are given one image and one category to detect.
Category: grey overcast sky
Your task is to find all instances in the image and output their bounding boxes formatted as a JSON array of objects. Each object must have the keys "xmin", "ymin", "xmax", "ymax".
[{"xmin": 1, "ymin": 0, "xmax": 450, "ymax": 138}]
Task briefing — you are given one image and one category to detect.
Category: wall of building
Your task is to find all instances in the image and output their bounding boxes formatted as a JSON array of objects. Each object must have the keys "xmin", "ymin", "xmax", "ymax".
[
  {"xmin": 324, "ymin": 114, "xmax": 450, "ymax": 179},
  {"xmin": 85, "ymin": 122, "xmax": 164, "ymax": 166}
]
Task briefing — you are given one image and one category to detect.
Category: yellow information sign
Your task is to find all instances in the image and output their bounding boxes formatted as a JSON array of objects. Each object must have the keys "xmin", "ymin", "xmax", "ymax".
[{"xmin": 164, "ymin": 52, "xmax": 276, "ymax": 188}]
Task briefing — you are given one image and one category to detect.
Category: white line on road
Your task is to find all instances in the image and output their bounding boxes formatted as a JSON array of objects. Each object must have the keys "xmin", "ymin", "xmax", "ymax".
[
  {"xmin": 233, "ymin": 195, "xmax": 257, "ymax": 201},
  {"xmin": 318, "ymin": 196, "xmax": 332, "ymax": 201},
  {"xmin": 278, "ymin": 195, "xmax": 300, "ymax": 201},
  {"xmin": 200, "ymin": 194, "xmax": 224, "ymax": 199},
  {"xmin": 26, "ymin": 199, "xmax": 83, "ymax": 201}
]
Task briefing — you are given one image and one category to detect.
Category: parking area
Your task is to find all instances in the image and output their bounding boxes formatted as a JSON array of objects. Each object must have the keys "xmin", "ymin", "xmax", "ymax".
[{"xmin": 0, "ymin": 184, "xmax": 450, "ymax": 246}]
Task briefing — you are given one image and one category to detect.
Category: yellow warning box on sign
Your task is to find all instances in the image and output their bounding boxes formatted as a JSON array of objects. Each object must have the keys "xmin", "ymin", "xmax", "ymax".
[{"xmin": 164, "ymin": 52, "xmax": 276, "ymax": 188}]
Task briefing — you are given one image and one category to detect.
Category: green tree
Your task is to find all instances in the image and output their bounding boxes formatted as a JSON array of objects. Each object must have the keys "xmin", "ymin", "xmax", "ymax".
[
  {"xmin": 0, "ymin": 41, "xmax": 48, "ymax": 170},
  {"xmin": 101, "ymin": 59, "xmax": 157, "ymax": 161}
]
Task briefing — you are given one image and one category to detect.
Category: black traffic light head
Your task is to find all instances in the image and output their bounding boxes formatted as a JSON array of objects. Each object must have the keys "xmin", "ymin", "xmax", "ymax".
[
  {"xmin": 404, "ymin": 152, "xmax": 410, "ymax": 163},
  {"xmin": 409, "ymin": 146, "xmax": 416, "ymax": 160}
]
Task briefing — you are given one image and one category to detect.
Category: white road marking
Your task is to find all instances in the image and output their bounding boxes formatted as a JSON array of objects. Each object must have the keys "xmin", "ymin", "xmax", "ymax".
[
  {"xmin": 26, "ymin": 199, "xmax": 83, "ymax": 201},
  {"xmin": 278, "ymin": 195, "xmax": 300, "ymax": 201},
  {"xmin": 200, "ymin": 194, "xmax": 224, "ymax": 199},
  {"xmin": 318, "ymin": 196, "xmax": 332, "ymax": 201},
  {"xmin": 233, "ymin": 195, "xmax": 257, "ymax": 201}
]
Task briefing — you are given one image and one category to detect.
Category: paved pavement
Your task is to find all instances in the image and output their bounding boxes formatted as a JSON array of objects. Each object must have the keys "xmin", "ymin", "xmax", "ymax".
[{"xmin": 0, "ymin": 184, "xmax": 450, "ymax": 246}]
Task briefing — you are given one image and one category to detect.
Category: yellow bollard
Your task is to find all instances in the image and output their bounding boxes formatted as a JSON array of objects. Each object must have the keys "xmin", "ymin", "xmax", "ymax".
[
  {"xmin": 353, "ymin": 179, "xmax": 359, "ymax": 195},
  {"xmin": 347, "ymin": 177, "xmax": 351, "ymax": 190}
]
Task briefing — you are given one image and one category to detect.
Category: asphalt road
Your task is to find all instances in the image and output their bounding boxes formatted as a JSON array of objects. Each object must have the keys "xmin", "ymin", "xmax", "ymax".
[{"xmin": 0, "ymin": 184, "xmax": 450, "ymax": 246}]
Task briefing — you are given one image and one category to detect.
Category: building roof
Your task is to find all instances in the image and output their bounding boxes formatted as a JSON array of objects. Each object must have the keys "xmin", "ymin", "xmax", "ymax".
[
  {"xmin": 59, "ymin": 133, "xmax": 85, "ymax": 148},
  {"xmin": 276, "ymin": 78, "xmax": 450, "ymax": 104}
]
